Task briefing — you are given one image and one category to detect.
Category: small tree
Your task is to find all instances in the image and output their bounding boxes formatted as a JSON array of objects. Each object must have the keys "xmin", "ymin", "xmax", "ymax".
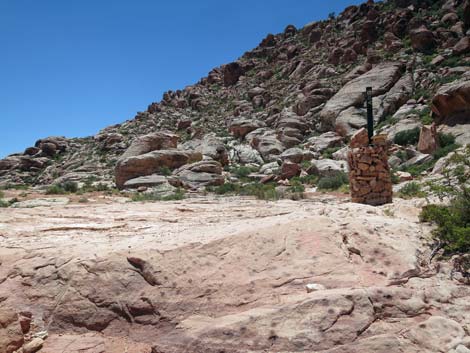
[{"xmin": 420, "ymin": 146, "xmax": 470, "ymax": 281}]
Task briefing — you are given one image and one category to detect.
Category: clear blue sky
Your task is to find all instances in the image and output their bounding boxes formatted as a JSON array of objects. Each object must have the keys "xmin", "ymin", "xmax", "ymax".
[{"xmin": 0, "ymin": 0, "xmax": 362, "ymax": 158}]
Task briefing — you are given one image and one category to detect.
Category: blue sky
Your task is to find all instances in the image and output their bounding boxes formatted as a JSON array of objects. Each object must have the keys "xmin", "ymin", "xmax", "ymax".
[{"xmin": 0, "ymin": 0, "xmax": 362, "ymax": 158}]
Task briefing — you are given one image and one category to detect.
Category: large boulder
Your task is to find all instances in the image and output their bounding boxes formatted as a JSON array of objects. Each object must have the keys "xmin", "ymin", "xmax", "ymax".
[
  {"xmin": 228, "ymin": 118, "xmax": 266, "ymax": 139},
  {"xmin": 229, "ymin": 144, "xmax": 264, "ymax": 165},
  {"xmin": 34, "ymin": 136, "xmax": 68, "ymax": 153},
  {"xmin": 307, "ymin": 159, "xmax": 348, "ymax": 177},
  {"xmin": 171, "ymin": 160, "xmax": 224, "ymax": 190},
  {"xmin": 246, "ymin": 128, "xmax": 285, "ymax": 161},
  {"xmin": 223, "ymin": 62, "xmax": 244, "ymax": 86},
  {"xmin": 306, "ymin": 132, "xmax": 344, "ymax": 153},
  {"xmin": 410, "ymin": 26, "xmax": 436, "ymax": 53},
  {"xmin": 119, "ymin": 131, "xmax": 178, "ymax": 160},
  {"xmin": 123, "ymin": 174, "xmax": 168, "ymax": 189},
  {"xmin": 417, "ymin": 125, "xmax": 439, "ymax": 154},
  {"xmin": 181, "ymin": 135, "xmax": 228, "ymax": 166},
  {"xmin": 115, "ymin": 150, "xmax": 202, "ymax": 189},
  {"xmin": 335, "ymin": 107, "xmax": 367, "ymax": 137},
  {"xmin": 431, "ymin": 80, "xmax": 470, "ymax": 124},
  {"xmin": 320, "ymin": 63, "xmax": 404, "ymax": 129}
]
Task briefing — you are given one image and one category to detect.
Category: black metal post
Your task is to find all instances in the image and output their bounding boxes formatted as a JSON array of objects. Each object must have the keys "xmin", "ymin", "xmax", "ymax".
[{"xmin": 365, "ymin": 86, "xmax": 373, "ymax": 144}]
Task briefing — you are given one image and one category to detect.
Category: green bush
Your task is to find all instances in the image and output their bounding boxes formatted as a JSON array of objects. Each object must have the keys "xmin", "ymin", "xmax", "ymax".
[
  {"xmin": 322, "ymin": 147, "xmax": 341, "ymax": 159},
  {"xmin": 438, "ymin": 132, "xmax": 455, "ymax": 147},
  {"xmin": 231, "ymin": 166, "xmax": 257, "ymax": 179},
  {"xmin": 0, "ymin": 199, "xmax": 9, "ymax": 208},
  {"xmin": 210, "ymin": 183, "xmax": 239, "ymax": 195},
  {"xmin": 397, "ymin": 182, "xmax": 426, "ymax": 198},
  {"xmin": 317, "ymin": 172, "xmax": 349, "ymax": 191},
  {"xmin": 0, "ymin": 191, "xmax": 4, "ymax": 198},
  {"xmin": 46, "ymin": 185, "xmax": 66, "ymax": 195},
  {"xmin": 158, "ymin": 166, "xmax": 172, "ymax": 176},
  {"xmin": 62, "ymin": 181, "xmax": 78, "ymax": 193},
  {"xmin": 131, "ymin": 189, "xmax": 185, "ymax": 202},
  {"xmin": 420, "ymin": 146, "xmax": 470, "ymax": 256},
  {"xmin": 239, "ymin": 182, "xmax": 280, "ymax": 200},
  {"xmin": 288, "ymin": 180, "xmax": 305, "ymax": 193},
  {"xmin": 394, "ymin": 128, "xmax": 420, "ymax": 146}
]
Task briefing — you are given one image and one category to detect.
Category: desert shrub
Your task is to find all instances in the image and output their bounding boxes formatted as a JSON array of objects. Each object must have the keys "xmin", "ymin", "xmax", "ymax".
[
  {"xmin": 131, "ymin": 189, "xmax": 185, "ymax": 202},
  {"xmin": 317, "ymin": 172, "xmax": 349, "ymax": 191},
  {"xmin": 210, "ymin": 183, "xmax": 239, "ymax": 195},
  {"xmin": 158, "ymin": 166, "xmax": 172, "ymax": 176},
  {"xmin": 394, "ymin": 128, "xmax": 420, "ymax": 146},
  {"xmin": 420, "ymin": 146, "xmax": 470, "ymax": 255},
  {"xmin": 322, "ymin": 147, "xmax": 341, "ymax": 159},
  {"xmin": 397, "ymin": 182, "xmax": 426, "ymax": 198},
  {"xmin": 0, "ymin": 199, "xmax": 9, "ymax": 207},
  {"xmin": 239, "ymin": 182, "xmax": 280, "ymax": 200},
  {"xmin": 231, "ymin": 166, "xmax": 257, "ymax": 179},
  {"xmin": 0, "ymin": 191, "xmax": 4, "ymax": 198},
  {"xmin": 62, "ymin": 181, "xmax": 78, "ymax": 193},
  {"xmin": 46, "ymin": 184, "xmax": 66, "ymax": 195},
  {"xmin": 288, "ymin": 180, "xmax": 305, "ymax": 193}
]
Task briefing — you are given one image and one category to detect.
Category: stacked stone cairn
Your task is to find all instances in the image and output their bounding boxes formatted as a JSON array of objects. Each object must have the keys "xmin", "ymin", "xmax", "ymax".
[{"xmin": 347, "ymin": 128, "xmax": 393, "ymax": 206}]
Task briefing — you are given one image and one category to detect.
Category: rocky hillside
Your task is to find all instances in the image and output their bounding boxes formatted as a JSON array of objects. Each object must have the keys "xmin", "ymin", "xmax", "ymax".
[{"xmin": 1, "ymin": 0, "xmax": 470, "ymax": 194}]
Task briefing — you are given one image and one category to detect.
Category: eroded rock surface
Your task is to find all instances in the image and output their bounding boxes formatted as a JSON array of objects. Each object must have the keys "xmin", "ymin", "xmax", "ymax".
[{"xmin": 0, "ymin": 195, "xmax": 468, "ymax": 352}]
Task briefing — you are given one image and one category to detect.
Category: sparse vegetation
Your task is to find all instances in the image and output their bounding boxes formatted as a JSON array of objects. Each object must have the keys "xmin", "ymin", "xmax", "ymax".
[
  {"xmin": 397, "ymin": 182, "xmax": 426, "ymax": 198},
  {"xmin": 131, "ymin": 189, "xmax": 185, "ymax": 202},
  {"xmin": 394, "ymin": 128, "xmax": 420, "ymax": 146},
  {"xmin": 420, "ymin": 146, "xmax": 470, "ymax": 257},
  {"xmin": 317, "ymin": 172, "xmax": 349, "ymax": 191}
]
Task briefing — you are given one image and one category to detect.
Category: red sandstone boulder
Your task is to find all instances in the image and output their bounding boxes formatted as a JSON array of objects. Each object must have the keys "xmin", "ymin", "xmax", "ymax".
[{"xmin": 417, "ymin": 124, "xmax": 439, "ymax": 154}]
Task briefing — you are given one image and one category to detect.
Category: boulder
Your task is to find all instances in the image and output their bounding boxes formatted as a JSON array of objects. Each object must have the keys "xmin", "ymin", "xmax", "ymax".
[
  {"xmin": 410, "ymin": 26, "xmax": 436, "ymax": 53},
  {"xmin": 279, "ymin": 161, "xmax": 301, "ymax": 179},
  {"xmin": 431, "ymin": 80, "xmax": 470, "ymax": 124},
  {"xmin": 223, "ymin": 62, "xmax": 244, "ymax": 86},
  {"xmin": 0, "ymin": 308, "xmax": 24, "ymax": 353},
  {"xmin": 228, "ymin": 118, "xmax": 266, "ymax": 139},
  {"xmin": 123, "ymin": 175, "xmax": 168, "ymax": 189},
  {"xmin": 119, "ymin": 131, "xmax": 178, "ymax": 160},
  {"xmin": 171, "ymin": 160, "xmax": 224, "ymax": 190},
  {"xmin": 307, "ymin": 159, "xmax": 348, "ymax": 177},
  {"xmin": 306, "ymin": 132, "xmax": 343, "ymax": 153},
  {"xmin": 320, "ymin": 63, "xmax": 404, "ymax": 129},
  {"xmin": 335, "ymin": 107, "xmax": 367, "ymax": 137},
  {"xmin": 115, "ymin": 150, "xmax": 202, "ymax": 189},
  {"xmin": 246, "ymin": 128, "xmax": 285, "ymax": 161},
  {"xmin": 401, "ymin": 152, "xmax": 433, "ymax": 169},
  {"xmin": 350, "ymin": 128, "xmax": 369, "ymax": 148},
  {"xmin": 417, "ymin": 124, "xmax": 439, "ymax": 154},
  {"xmin": 229, "ymin": 144, "xmax": 264, "ymax": 165},
  {"xmin": 23, "ymin": 338, "xmax": 44, "ymax": 353},
  {"xmin": 181, "ymin": 135, "xmax": 228, "ymax": 166},
  {"xmin": 294, "ymin": 95, "xmax": 327, "ymax": 116},
  {"xmin": 34, "ymin": 136, "xmax": 68, "ymax": 153},
  {"xmin": 453, "ymin": 36, "xmax": 470, "ymax": 55},
  {"xmin": 280, "ymin": 148, "xmax": 305, "ymax": 164}
]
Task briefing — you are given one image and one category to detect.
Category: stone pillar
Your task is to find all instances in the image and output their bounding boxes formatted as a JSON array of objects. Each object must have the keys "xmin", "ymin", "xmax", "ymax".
[{"xmin": 348, "ymin": 133, "xmax": 393, "ymax": 206}]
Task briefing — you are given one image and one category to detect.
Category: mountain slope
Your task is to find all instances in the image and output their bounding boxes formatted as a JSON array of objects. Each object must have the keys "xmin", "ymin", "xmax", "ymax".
[{"xmin": 1, "ymin": 0, "xmax": 469, "ymax": 191}]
